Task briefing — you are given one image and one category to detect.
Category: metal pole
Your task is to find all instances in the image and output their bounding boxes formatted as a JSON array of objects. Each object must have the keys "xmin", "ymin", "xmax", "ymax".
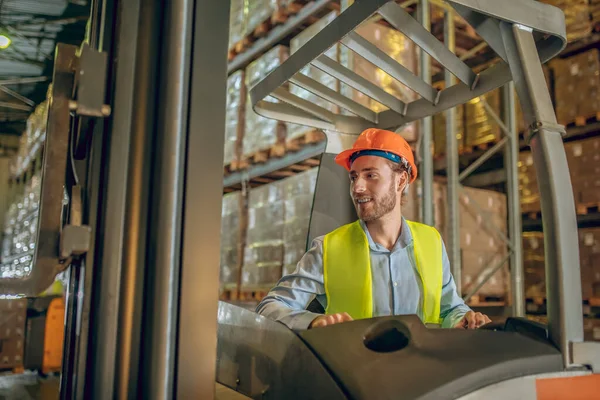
[
  {"xmin": 444, "ymin": 9, "xmax": 461, "ymax": 293},
  {"xmin": 503, "ymin": 82, "xmax": 524, "ymax": 317},
  {"xmin": 141, "ymin": 0, "xmax": 193, "ymax": 397},
  {"xmin": 500, "ymin": 22, "xmax": 582, "ymax": 367},
  {"xmin": 176, "ymin": 0, "xmax": 229, "ymax": 397},
  {"xmin": 419, "ymin": 0, "xmax": 434, "ymax": 226}
]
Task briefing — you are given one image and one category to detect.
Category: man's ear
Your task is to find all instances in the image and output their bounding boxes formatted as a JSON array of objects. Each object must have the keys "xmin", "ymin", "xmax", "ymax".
[{"xmin": 398, "ymin": 171, "xmax": 408, "ymax": 191}]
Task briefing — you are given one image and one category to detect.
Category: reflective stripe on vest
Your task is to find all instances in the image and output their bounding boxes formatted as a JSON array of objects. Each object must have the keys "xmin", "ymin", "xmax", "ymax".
[{"xmin": 323, "ymin": 220, "xmax": 443, "ymax": 324}]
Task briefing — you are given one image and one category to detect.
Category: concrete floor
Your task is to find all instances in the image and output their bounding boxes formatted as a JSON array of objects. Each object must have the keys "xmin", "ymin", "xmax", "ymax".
[
  {"xmin": 0, "ymin": 372, "xmax": 249, "ymax": 400},
  {"xmin": 0, "ymin": 371, "xmax": 59, "ymax": 400}
]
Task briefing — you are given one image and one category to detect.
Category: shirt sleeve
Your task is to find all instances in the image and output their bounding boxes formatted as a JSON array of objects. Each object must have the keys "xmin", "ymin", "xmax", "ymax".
[
  {"xmin": 438, "ymin": 240, "xmax": 472, "ymax": 328},
  {"xmin": 255, "ymin": 237, "xmax": 328, "ymax": 331}
]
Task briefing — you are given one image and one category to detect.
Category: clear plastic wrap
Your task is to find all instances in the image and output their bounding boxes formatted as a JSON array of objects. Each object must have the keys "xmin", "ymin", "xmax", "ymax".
[
  {"xmin": 433, "ymin": 105, "xmax": 464, "ymax": 156},
  {"xmin": 244, "ymin": 46, "xmax": 289, "ymax": 156},
  {"xmin": 224, "ymin": 71, "xmax": 244, "ymax": 166},
  {"xmin": 282, "ymin": 168, "xmax": 318, "ymax": 276},
  {"xmin": 228, "ymin": 0, "xmax": 245, "ymax": 49},
  {"xmin": 245, "ymin": 0, "xmax": 278, "ymax": 36},
  {"xmin": 1, "ymin": 172, "xmax": 41, "ymax": 279},
  {"xmin": 220, "ymin": 192, "xmax": 241, "ymax": 289},
  {"xmin": 242, "ymin": 181, "xmax": 286, "ymax": 290}
]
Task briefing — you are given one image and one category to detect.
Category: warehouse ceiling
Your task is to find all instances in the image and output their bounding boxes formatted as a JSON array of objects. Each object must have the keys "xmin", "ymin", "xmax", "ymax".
[{"xmin": 0, "ymin": 0, "xmax": 90, "ymax": 140}]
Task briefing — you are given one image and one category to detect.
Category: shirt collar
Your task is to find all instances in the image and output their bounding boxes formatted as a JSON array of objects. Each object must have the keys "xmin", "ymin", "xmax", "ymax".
[{"xmin": 358, "ymin": 217, "xmax": 413, "ymax": 253}]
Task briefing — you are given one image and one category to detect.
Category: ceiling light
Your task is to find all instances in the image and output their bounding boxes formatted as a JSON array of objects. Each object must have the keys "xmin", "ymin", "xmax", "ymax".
[{"xmin": 0, "ymin": 35, "xmax": 11, "ymax": 49}]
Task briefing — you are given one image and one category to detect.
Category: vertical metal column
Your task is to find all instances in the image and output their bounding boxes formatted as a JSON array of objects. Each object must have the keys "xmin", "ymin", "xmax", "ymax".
[
  {"xmin": 141, "ymin": 0, "xmax": 193, "ymax": 397},
  {"xmin": 88, "ymin": 0, "xmax": 144, "ymax": 396},
  {"xmin": 176, "ymin": 0, "xmax": 229, "ymax": 397},
  {"xmin": 444, "ymin": 8, "xmax": 461, "ymax": 292},
  {"xmin": 503, "ymin": 82, "xmax": 524, "ymax": 317},
  {"xmin": 500, "ymin": 22, "xmax": 583, "ymax": 367},
  {"xmin": 419, "ymin": 0, "xmax": 434, "ymax": 226}
]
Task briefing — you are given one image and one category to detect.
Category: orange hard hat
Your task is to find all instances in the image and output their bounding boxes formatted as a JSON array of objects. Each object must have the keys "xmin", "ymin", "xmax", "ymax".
[{"xmin": 334, "ymin": 128, "xmax": 418, "ymax": 183}]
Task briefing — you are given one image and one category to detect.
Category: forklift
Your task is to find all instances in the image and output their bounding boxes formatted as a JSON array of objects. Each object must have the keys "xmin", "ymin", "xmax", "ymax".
[{"xmin": 0, "ymin": 0, "xmax": 598, "ymax": 398}]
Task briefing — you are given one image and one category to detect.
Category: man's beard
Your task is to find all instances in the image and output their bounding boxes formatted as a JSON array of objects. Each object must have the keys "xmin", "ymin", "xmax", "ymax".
[{"xmin": 353, "ymin": 182, "xmax": 397, "ymax": 222}]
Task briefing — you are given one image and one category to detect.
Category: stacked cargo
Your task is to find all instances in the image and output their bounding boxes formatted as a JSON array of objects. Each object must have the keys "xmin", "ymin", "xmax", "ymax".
[
  {"xmin": 551, "ymin": 49, "xmax": 600, "ymax": 126},
  {"xmin": 540, "ymin": 0, "xmax": 592, "ymax": 43},
  {"xmin": 457, "ymin": 187, "xmax": 509, "ymax": 299},
  {"xmin": 518, "ymin": 152, "xmax": 540, "ymax": 214},
  {"xmin": 592, "ymin": 0, "xmax": 600, "ymax": 29},
  {"xmin": 522, "ymin": 232, "xmax": 546, "ymax": 298},
  {"xmin": 407, "ymin": 180, "xmax": 509, "ymax": 299},
  {"xmin": 287, "ymin": 11, "xmax": 340, "ymax": 142},
  {"xmin": 0, "ymin": 299, "xmax": 27, "ymax": 371},
  {"xmin": 566, "ymin": 136, "xmax": 600, "ymax": 206},
  {"xmin": 241, "ymin": 181, "xmax": 286, "ymax": 291},
  {"xmin": 224, "ymin": 71, "xmax": 245, "ymax": 167},
  {"xmin": 432, "ymin": 105, "xmax": 465, "ymax": 156},
  {"xmin": 228, "ymin": 0, "xmax": 245, "ymax": 51},
  {"xmin": 220, "ymin": 192, "xmax": 242, "ymax": 291},
  {"xmin": 9, "ymin": 101, "xmax": 48, "ymax": 178},
  {"xmin": 464, "ymin": 89, "xmax": 501, "ymax": 149},
  {"xmin": 282, "ymin": 168, "xmax": 318, "ymax": 276},
  {"xmin": 1, "ymin": 173, "xmax": 41, "ymax": 279},
  {"xmin": 244, "ymin": 46, "xmax": 289, "ymax": 159},
  {"xmin": 245, "ymin": 0, "xmax": 279, "ymax": 36},
  {"xmin": 579, "ymin": 228, "xmax": 600, "ymax": 298},
  {"xmin": 523, "ymin": 229, "xmax": 600, "ymax": 300},
  {"xmin": 520, "ymin": 136, "xmax": 600, "ymax": 214}
]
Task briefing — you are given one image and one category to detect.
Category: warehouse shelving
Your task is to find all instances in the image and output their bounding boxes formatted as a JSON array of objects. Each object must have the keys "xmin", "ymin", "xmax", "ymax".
[{"xmin": 227, "ymin": 0, "xmax": 339, "ymax": 75}]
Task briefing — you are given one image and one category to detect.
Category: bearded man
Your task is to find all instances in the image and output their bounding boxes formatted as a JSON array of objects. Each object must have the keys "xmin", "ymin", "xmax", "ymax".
[{"xmin": 256, "ymin": 128, "xmax": 490, "ymax": 330}]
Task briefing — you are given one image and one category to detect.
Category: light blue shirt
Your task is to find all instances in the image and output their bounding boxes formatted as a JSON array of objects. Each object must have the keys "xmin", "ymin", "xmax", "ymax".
[{"xmin": 256, "ymin": 217, "xmax": 471, "ymax": 331}]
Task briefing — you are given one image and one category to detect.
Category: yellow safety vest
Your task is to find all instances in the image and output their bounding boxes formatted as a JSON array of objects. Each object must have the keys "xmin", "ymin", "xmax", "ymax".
[{"xmin": 323, "ymin": 220, "xmax": 443, "ymax": 324}]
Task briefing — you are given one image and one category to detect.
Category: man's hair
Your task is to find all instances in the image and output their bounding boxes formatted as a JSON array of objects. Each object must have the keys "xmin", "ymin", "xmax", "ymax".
[{"xmin": 386, "ymin": 160, "xmax": 410, "ymax": 205}]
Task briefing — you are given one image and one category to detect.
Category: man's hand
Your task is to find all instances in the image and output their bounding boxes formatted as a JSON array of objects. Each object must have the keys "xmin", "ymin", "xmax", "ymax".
[
  {"xmin": 309, "ymin": 312, "xmax": 353, "ymax": 329},
  {"xmin": 454, "ymin": 311, "xmax": 491, "ymax": 329}
]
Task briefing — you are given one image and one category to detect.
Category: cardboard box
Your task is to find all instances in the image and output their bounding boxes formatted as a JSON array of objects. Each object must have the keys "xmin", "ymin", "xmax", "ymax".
[
  {"xmin": 224, "ymin": 71, "xmax": 245, "ymax": 166},
  {"xmin": 461, "ymin": 249, "xmax": 509, "ymax": 297},
  {"xmin": 0, "ymin": 337, "xmax": 24, "ymax": 369}
]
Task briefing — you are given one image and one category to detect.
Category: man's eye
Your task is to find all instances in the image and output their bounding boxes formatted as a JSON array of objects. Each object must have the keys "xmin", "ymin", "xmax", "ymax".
[
  {"xmin": 350, "ymin": 176, "xmax": 356, "ymax": 182},
  {"xmin": 368, "ymin": 174, "xmax": 376, "ymax": 179}
]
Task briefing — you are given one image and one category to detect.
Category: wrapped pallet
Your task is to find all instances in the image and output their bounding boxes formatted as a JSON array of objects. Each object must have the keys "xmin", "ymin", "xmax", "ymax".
[
  {"xmin": 245, "ymin": 0, "xmax": 279, "ymax": 36},
  {"xmin": 464, "ymin": 89, "xmax": 501, "ymax": 149},
  {"xmin": 565, "ymin": 137, "xmax": 600, "ymax": 205},
  {"xmin": 282, "ymin": 168, "xmax": 318, "ymax": 276},
  {"xmin": 242, "ymin": 181, "xmax": 285, "ymax": 291},
  {"xmin": 244, "ymin": 46, "xmax": 289, "ymax": 158},
  {"xmin": 551, "ymin": 49, "xmax": 600, "ymax": 126},
  {"xmin": 224, "ymin": 71, "xmax": 245, "ymax": 166},
  {"xmin": 432, "ymin": 105, "xmax": 465, "ymax": 156},
  {"xmin": 228, "ymin": 0, "xmax": 245, "ymax": 50},
  {"xmin": 540, "ymin": 0, "xmax": 591, "ymax": 42},
  {"xmin": 220, "ymin": 192, "xmax": 242, "ymax": 290},
  {"xmin": 288, "ymin": 11, "xmax": 340, "ymax": 142}
]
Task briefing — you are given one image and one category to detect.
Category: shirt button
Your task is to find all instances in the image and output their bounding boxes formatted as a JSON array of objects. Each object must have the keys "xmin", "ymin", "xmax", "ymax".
[{"xmin": 393, "ymin": 282, "xmax": 398, "ymax": 287}]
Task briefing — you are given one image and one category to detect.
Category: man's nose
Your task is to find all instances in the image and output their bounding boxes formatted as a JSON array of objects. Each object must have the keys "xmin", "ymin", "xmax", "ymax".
[{"xmin": 352, "ymin": 177, "xmax": 366, "ymax": 193}]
